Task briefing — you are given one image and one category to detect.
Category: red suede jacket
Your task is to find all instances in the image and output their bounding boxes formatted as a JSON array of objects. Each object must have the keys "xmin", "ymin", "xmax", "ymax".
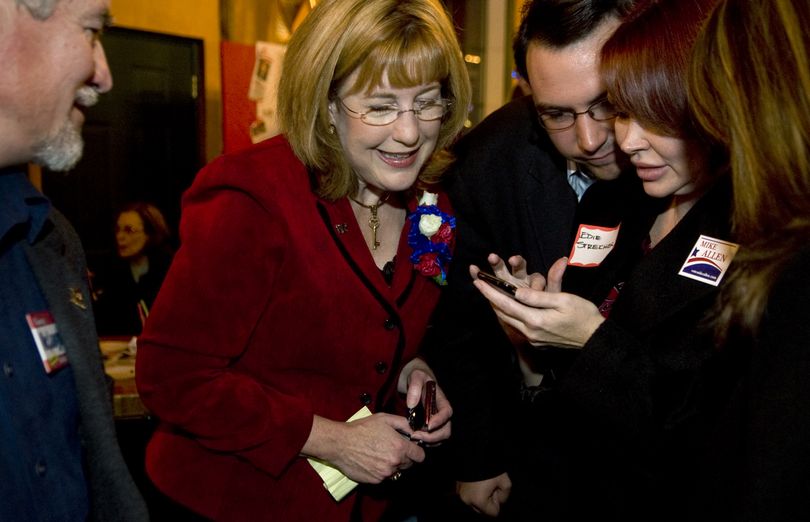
[{"xmin": 136, "ymin": 135, "xmax": 450, "ymax": 521}]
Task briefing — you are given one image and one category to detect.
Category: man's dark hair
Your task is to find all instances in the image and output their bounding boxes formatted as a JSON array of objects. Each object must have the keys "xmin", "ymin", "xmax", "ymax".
[{"xmin": 513, "ymin": 0, "xmax": 644, "ymax": 80}]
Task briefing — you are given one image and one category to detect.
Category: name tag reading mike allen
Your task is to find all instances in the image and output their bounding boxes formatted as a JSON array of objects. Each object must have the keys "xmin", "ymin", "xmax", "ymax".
[
  {"xmin": 678, "ymin": 234, "xmax": 739, "ymax": 286},
  {"xmin": 568, "ymin": 223, "xmax": 621, "ymax": 268},
  {"xmin": 25, "ymin": 311, "xmax": 69, "ymax": 374}
]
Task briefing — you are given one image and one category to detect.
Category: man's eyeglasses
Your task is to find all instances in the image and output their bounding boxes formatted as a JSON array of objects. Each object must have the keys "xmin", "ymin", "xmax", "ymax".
[
  {"xmin": 536, "ymin": 98, "xmax": 618, "ymax": 131},
  {"xmin": 338, "ymin": 98, "xmax": 452, "ymax": 126}
]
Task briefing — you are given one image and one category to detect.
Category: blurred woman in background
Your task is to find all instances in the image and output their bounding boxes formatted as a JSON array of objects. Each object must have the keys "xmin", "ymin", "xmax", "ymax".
[{"xmin": 92, "ymin": 201, "xmax": 173, "ymax": 336}]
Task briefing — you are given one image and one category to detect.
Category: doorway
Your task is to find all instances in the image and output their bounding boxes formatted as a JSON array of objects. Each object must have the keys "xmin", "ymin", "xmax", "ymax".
[{"xmin": 42, "ymin": 26, "xmax": 205, "ymax": 267}]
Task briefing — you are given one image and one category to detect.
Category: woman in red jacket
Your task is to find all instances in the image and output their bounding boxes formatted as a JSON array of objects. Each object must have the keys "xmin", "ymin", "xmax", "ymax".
[{"xmin": 135, "ymin": 0, "xmax": 471, "ymax": 520}]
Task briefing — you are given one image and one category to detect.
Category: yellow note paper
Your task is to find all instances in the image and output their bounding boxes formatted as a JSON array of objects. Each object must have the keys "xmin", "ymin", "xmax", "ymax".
[{"xmin": 307, "ymin": 406, "xmax": 372, "ymax": 501}]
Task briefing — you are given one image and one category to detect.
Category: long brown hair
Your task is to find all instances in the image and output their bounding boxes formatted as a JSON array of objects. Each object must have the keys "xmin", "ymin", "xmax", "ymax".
[{"xmin": 688, "ymin": 0, "xmax": 810, "ymax": 340}]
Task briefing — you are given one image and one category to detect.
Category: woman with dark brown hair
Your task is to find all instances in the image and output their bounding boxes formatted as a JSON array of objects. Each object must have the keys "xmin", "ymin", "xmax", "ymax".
[
  {"xmin": 471, "ymin": 0, "xmax": 729, "ymax": 519},
  {"xmin": 688, "ymin": 0, "xmax": 810, "ymax": 518},
  {"xmin": 92, "ymin": 201, "xmax": 173, "ymax": 336}
]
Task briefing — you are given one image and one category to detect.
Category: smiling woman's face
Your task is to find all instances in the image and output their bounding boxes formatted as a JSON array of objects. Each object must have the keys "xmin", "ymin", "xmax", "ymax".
[{"xmin": 329, "ymin": 70, "xmax": 442, "ymax": 197}]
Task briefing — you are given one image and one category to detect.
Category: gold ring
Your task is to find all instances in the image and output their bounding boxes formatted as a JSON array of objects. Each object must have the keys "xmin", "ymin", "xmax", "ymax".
[{"xmin": 390, "ymin": 471, "xmax": 402, "ymax": 481}]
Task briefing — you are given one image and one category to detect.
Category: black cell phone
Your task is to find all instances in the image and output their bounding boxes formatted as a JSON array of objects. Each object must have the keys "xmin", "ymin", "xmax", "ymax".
[
  {"xmin": 476, "ymin": 271, "xmax": 518, "ymax": 297},
  {"xmin": 408, "ymin": 381, "xmax": 438, "ymax": 431}
]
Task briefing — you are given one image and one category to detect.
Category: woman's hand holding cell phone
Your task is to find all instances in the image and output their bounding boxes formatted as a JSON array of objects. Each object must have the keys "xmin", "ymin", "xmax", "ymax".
[
  {"xmin": 476, "ymin": 271, "xmax": 519, "ymax": 297},
  {"xmin": 471, "ymin": 254, "xmax": 603, "ymax": 349},
  {"xmin": 470, "ymin": 253, "xmax": 533, "ymax": 298}
]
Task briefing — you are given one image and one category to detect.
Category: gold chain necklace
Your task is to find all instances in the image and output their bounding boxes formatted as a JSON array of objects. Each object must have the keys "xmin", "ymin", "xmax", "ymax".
[{"xmin": 350, "ymin": 193, "xmax": 390, "ymax": 250}]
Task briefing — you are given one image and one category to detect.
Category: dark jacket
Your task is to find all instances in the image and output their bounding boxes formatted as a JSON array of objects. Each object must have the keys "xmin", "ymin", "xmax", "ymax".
[
  {"xmin": 92, "ymin": 250, "xmax": 172, "ymax": 336},
  {"xmin": 557, "ymin": 178, "xmax": 733, "ymax": 521},
  {"xmin": 424, "ymin": 96, "xmax": 577, "ymax": 481},
  {"xmin": 696, "ymin": 245, "xmax": 810, "ymax": 522},
  {"xmin": 24, "ymin": 209, "xmax": 149, "ymax": 522}
]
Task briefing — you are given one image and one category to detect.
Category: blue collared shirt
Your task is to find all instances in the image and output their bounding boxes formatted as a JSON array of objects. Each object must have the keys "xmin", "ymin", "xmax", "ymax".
[
  {"xmin": 0, "ymin": 170, "xmax": 88, "ymax": 521},
  {"xmin": 567, "ymin": 160, "xmax": 597, "ymax": 202}
]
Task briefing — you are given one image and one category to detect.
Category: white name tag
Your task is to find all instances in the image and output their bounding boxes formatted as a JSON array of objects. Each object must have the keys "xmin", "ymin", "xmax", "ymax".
[
  {"xmin": 568, "ymin": 223, "xmax": 621, "ymax": 267},
  {"xmin": 678, "ymin": 234, "xmax": 739, "ymax": 286},
  {"xmin": 26, "ymin": 311, "xmax": 69, "ymax": 374}
]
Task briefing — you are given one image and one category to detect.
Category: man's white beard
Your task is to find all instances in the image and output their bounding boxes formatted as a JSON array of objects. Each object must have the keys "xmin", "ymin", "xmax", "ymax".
[
  {"xmin": 32, "ymin": 120, "xmax": 84, "ymax": 171},
  {"xmin": 32, "ymin": 86, "xmax": 99, "ymax": 172}
]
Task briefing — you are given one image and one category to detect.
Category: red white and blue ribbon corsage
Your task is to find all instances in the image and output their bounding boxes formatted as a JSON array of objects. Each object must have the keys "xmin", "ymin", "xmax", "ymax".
[{"xmin": 407, "ymin": 192, "xmax": 455, "ymax": 286}]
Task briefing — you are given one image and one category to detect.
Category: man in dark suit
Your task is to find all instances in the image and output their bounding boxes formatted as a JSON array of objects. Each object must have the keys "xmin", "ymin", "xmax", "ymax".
[
  {"xmin": 0, "ymin": 0, "xmax": 148, "ymax": 520},
  {"xmin": 423, "ymin": 0, "xmax": 639, "ymax": 519}
]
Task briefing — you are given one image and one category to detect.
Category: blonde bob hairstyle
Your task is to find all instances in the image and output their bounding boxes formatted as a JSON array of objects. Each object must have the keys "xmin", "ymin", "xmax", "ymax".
[{"xmin": 277, "ymin": 0, "xmax": 471, "ymax": 201}]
